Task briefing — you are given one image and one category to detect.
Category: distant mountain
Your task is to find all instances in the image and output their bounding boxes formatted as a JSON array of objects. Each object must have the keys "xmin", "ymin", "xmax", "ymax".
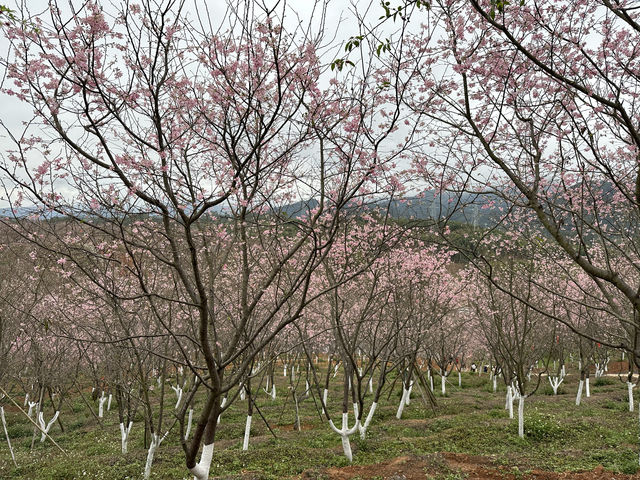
[{"xmin": 0, "ymin": 190, "xmax": 509, "ymax": 227}]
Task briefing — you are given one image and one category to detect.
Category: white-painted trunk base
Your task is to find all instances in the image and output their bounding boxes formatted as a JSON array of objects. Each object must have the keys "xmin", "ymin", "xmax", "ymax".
[
  {"xmin": 120, "ymin": 421, "xmax": 133, "ymax": 454},
  {"xmin": 358, "ymin": 402, "xmax": 377, "ymax": 440},
  {"xmin": 98, "ymin": 393, "xmax": 107, "ymax": 418},
  {"xmin": 143, "ymin": 434, "xmax": 162, "ymax": 480},
  {"xmin": 38, "ymin": 410, "xmax": 59, "ymax": 442},
  {"xmin": 172, "ymin": 386, "xmax": 183, "ymax": 410},
  {"xmin": 518, "ymin": 396, "xmax": 525, "ymax": 438},
  {"xmin": 405, "ymin": 381, "xmax": 413, "ymax": 406},
  {"xmin": 185, "ymin": 408, "xmax": 194, "ymax": 440},
  {"xmin": 217, "ymin": 397, "xmax": 227, "ymax": 425},
  {"xmin": 190, "ymin": 443, "xmax": 214, "ymax": 480},
  {"xmin": 396, "ymin": 388, "xmax": 409, "ymax": 419},
  {"xmin": 1, "ymin": 406, "xmax": 17, "ymax": 467},
  {"xmin": 242, "ymin": 415, "xmax": 252, "ymax": 451},
  {"xmin": 328, "ymin": 412, "xmax": 359, "ymax": 463},
  {"xmin": 576, "ymin": 380, "xmax": 584, "ymax": 406}
]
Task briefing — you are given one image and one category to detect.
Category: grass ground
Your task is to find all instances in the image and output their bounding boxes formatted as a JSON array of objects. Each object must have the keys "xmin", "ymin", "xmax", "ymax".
[{"xmin": 0, "ymin": 369, "xmax": 638, "ymax": 479}]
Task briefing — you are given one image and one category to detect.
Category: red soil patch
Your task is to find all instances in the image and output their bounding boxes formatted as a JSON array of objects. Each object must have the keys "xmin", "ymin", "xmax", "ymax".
[
  {"xmin": 277, "ymin": 422, "xmax": 314, "ymax": 432},
  {"xmin": 309, "ymin": 453, "xmax": 640, "ymax": 480},
  {"xmin": 603, "ymin": 361, "xmax": 631, "ymax": 375}
]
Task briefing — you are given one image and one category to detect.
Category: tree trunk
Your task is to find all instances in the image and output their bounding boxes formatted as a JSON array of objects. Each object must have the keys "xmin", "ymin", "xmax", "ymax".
[{"xmin": 517, "ymin": 395, "xmax": 525, "ymax": 439}]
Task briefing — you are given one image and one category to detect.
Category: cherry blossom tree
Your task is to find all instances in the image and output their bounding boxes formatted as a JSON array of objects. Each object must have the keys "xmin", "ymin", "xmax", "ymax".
[{"xmin": 0, "ymin": 1, "xmax": 414, "ymax": 477}]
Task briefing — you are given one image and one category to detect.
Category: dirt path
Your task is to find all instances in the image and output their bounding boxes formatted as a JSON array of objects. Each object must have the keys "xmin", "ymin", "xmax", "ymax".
[{"xmin": 302, "ymin": 453, "xmax": 640, "ymax": 479}]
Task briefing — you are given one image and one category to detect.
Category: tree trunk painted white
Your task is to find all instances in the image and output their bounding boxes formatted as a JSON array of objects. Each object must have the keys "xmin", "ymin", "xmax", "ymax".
[
  {"xmin": 270, "ymin": 384, "xmax": 276, "ymax": 400},
  {"xmin": 629, "ymin": 382, "xmax": 636, "ymax": 412},
  {"xmin": 242, "ymin": 415, "xmax": 252, "ymax": 451},
  {"xmin": 396, "ymin": 388, "xmax": 409, "ymax": 419},
  {"xmin": 0, "ymin": 406, "xmax": 17, "ymax": 467},
  {"xmin": 576, "ymin": 380, "xmax": 584, "ymax": 406},
  {"xmin": 586, "ymin": 377, "xmax": 590, "ymax": 397},
  {"xmin": 240, "ymin": 386, "xmax": 246, "ymax": 401},
  {"xmin": 143, "ymin": 433, "xmax": 163, "ymax": 480},
  {"xmin": 595, "ymin": 363, "xmax": 606, "ymax": 378},
  {"xmin": 98, "ymin": 392, "xmax": 107, "ymax": 418},
  {"xmin": 548, "ymin": 375, "xmax": 564, "ymax": 395},
  {"xmin": 492, "ymin": 375, "xmax": 497, "ymax": 393},
  {"xmin": 38, "ymin": 410, "xmax": 60, "ymax": 442},
  {"xmin": 305, "ymin": 380, "xmax": 310, "ymax": 394},
  {"xmin": 328, "ymin": 412, "xmax": 359, "ymax": 462},
  {"xmin": 323, "ymin": 388, "xmax": 328, "ymax": 406},
  {"xmin": 217, "ymin": 397, "xmax": 227, "ymax": 425},
  {"xmin": 353, "ymin": 402, "xmax": 359, "ymax": 421},
  {"xmin": 172, "ymin": 385, "xmax": 183, "ymax": 410},
  {"xmin": 358, "ymin": 402, "xmax": 377, "ymax": 440},
  {"xmin": 430, "ymin": 375, "xmax": 434, "ymax": 392},
  {"xmin": 458, "ymin": 371, "xmax": 462, "ymax": 387},
  {"xmin": 120, "ymin": 421, "xmax": 133, "ymax": 454},
  {"xmin": 293, "ymin": 392, "xmax": 301, "ymax": 431},
  {"xmin": 333, "ymin": 363, "xmax": 340, "ymax": 378},
  {"xmin": 24, "ymin": 393, "xmax": 29, "ymax": 407},
  {"xmin": 185, "ymin": 408, "xmax": 194, "ymax": 440},
  {"xmin": 517, "ymin": 395, "xmax": 525, "ymax": 439},
  {"xmin": 107, "ymin": 394, "xmax": 112, "ymax": 411},
  {"xmin": 368, "ymin": 377, "xmax": 373, "ymax": 393},
  {"xmin": 507, "ymin": 387, "xmax": 514, "ymax": 419},
  {"xmin": 27, "ymin": 401, "xmax": 37, "ymax": 418},
  {"xmin": 441, "ymin": 375, "xmax": 446, "ymax": 396},
  {"xmin": 405, "ymin": 381, "xmax": 413, "ymax": 405},
  {"xmin": 283, "ymin": 365, "xmax": 287, "ymax": 377},
  {"xmin": 190, "ymin": 443, "xmax": 214, "ymax": 480}
]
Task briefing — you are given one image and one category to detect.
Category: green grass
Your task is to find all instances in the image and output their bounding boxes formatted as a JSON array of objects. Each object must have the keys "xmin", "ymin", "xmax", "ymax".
[{"xmin": 0, "ymin": 371, "xmax": 637, "ymax": 478}]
